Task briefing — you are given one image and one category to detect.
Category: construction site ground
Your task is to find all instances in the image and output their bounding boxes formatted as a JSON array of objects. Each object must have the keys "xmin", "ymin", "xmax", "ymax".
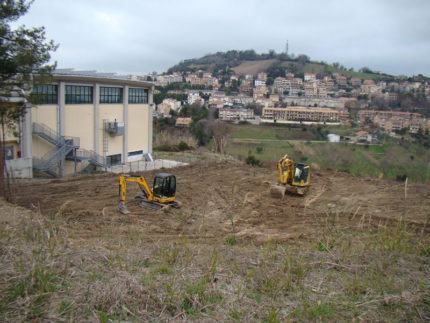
[
  {"xmin": 12, "ymin": 158, "xmax": 430, "ymax": 244},
  {"xmin": 2, "ymin": 157, "xmax": 430, "ymax": 321}
]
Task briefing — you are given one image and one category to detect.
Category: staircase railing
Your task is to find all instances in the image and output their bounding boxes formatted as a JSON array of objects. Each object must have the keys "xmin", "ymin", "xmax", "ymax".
[
  {"xmin": 32, "ymin": 123, "xmax": 80, "ymax": 148},
  {"xmin": 32, "ymin": 122, "xmax": 106, "ymax": 175},
  {"xmin": 32, "ymin": 123, "xmax": 64, "ymax": 146},
  {"xmin": 33, "ymin": 143, "xmax": 75, "ymax": 171},
  {"xmin": 72, "ymin": 148, "xmax": 106, "ymax": 167}
]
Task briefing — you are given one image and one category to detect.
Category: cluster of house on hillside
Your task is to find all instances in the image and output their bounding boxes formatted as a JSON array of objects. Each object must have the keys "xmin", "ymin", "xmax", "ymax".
[
  {"xmin": 149, "ymin": 69, "xmax": 430, "ymax": 131},
  {"xmin": 358, "ymin": 110, "xmax": 430, "ymax": 134}
]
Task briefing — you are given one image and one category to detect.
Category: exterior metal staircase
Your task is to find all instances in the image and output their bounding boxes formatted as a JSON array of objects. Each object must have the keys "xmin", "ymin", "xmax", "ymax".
[
  {"xmin": 69, "ymin": 148, "xmax": 106, "ymax": 167},
  {"xmin": 32, "ymin": 123, "xmax": 106, "ymax": 177}
]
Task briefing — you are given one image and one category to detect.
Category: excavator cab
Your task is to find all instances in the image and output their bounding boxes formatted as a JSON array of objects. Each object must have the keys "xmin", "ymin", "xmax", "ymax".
[
  {"xmin": 292, "ymin": 163, "xmax": 310, "ymax": 187},
  {"xmin": 153, "ymin": 173, "xmax": 176, "ymax": 199}
]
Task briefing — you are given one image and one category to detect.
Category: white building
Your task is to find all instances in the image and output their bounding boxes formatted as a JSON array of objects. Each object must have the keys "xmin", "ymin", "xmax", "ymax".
[
  {"xmin": 254, "ymin": 79, "xmax": 266, "ymax": 87},
  {"xmin": 162, "ymin": 98, "xmax": 181, "ymax": 111},
  {"xmin": 219, "ymin": 108, "xmax": 254, "ymax": 121},
  {"xmin": 327, "ymin": 133, "xmax": 340, "ymax": 142}
]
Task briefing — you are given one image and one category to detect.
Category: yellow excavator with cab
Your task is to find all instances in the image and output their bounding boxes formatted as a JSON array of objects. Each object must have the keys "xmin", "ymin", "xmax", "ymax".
[
  {"xmin": 118, "ymin": 173, "xmax": 180, "ymax": 214},
  {"xmin": 270, "ymin": 154, "xmax": 310, "ymax": 199}
]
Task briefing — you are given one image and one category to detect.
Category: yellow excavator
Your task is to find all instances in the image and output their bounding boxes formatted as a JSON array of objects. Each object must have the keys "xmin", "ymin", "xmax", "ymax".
[
  {"xmin": 118, "ymin": 173, "xmax": 180, "ymax": 214},
  {"xmin": 270, "ymin": 154, "xmax": 310, "ymax": 199}
]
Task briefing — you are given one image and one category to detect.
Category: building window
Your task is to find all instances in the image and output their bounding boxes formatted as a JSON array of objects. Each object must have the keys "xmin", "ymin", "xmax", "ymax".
[
  {"xmin": 100, "ymin": 87, "xmax": 123, "ymax": 104},
  {"xmin": 65, "ymin": 85, "xmax": 93, "ymax": 104},
  {"xmin": 128, "ymin": 88, "xmax": 148, "ymax": 104},
  {"xmin": 31, "ymin": 84, "xmax": 58, "ymax": 104},
  {"xmin": 106, "ymin": 154, "xmax": 121, "ymax": 166},
  {"xmin": 128, "ymin": 150, "xmax": 143, "ymax": 156},
  {"xmin": 5, "ymin": 146, "xmax": 14, "ymax": 160}
]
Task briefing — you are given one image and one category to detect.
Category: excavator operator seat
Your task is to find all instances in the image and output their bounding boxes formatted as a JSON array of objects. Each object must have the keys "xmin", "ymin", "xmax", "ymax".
[
  {"xmin": 153, "ymin": 173, "xmax": 176, "ymax": 199},
  {"xmin": 293, "ymin": 163, "xmax": 310, "ymax": 185}
]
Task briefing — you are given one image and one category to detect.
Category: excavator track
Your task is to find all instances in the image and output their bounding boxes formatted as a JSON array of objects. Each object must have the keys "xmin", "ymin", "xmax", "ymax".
[
  {"xmin": 140, "ymin": 200, "xmax": 163, "ymax": 210},
  {"xmin": 139, "ymin": 200, "xmax": 181, "ymax": 211}
]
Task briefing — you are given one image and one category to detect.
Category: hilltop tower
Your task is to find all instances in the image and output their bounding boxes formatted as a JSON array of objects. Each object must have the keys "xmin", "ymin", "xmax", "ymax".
[{"xmin": 285, "ymin": 40, "xmax": 289, "ymax": 56}]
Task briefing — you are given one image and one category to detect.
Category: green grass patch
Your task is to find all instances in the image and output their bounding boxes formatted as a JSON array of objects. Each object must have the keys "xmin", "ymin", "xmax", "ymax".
[
  {"xmin": 225, "ymin": 236, "xmax": 237, "ymax": 246},
  {"xmin": 369, "ymin": 145, "xmax": 386, "ymax": 153},
  {"xmin": 226, "ymin": 124, "xmax": 430, "ymax": 183},
  {"xmin": 290, "ymin": 301, "xmax": 337, "ymax": 320}
]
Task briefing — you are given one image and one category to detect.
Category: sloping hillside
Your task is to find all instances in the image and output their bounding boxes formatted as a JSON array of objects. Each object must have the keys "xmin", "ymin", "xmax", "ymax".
[
  {"xmin": 231, "ymin": 58, "xmax": 278, "ymax": 75},
  {"xmin": 165, "ymin": 49, "xmax": 394, "ymax": 81}
]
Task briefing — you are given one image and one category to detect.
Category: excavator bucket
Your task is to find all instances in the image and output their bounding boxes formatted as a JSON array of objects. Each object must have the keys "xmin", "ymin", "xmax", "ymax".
[
  {"xmin": 285, "ymin": 185, "xmax": 307, "ymax": 196},
  {"xmin": 270, "ymin": 184, "xmax": 308, "ymax": 199},
  {"xmin": 118, "ymin": 203, "xmax": 130, "ymax": 214},
  {"xmin": 270, "ymin": 184, "xmax": 286, "ymax": 199}
]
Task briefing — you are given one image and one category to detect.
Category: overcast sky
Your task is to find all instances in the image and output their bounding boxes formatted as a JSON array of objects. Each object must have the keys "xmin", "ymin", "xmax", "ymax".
[{"xmin": 12, "ymin": 0, "xmax": 430, "ymax": 76}]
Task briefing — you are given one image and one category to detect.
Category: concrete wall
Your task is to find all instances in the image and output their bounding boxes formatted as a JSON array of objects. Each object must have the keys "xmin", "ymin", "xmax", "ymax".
[
  {"xmin": 6, "ymin": 158, "xmax": 32, "ymax": 178},
  {"xmin": 99, "ymin": 104, "xmax": 124, "ymax": 157},
  {"xmin": 31, "ymin": 105, "xmax": 57, "ymax": 130},
  {"xmin": 128, "ymin": 104, "xmax": 150, "ymax": 156},
  {"xmin": 65, "ymin": 104, "xmax": 94, "ymax": 150}
]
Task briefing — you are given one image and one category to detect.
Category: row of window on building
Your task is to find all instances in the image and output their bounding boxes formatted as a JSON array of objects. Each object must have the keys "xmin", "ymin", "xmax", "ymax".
[{"xmin": 32, "ymin": 85, "xmax": 149, "ymax": 105}]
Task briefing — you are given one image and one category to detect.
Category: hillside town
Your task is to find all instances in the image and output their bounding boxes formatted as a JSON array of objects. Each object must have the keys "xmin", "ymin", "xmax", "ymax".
[{"xmin": 143, "ymin": 68, "xmax": 430, "ymax": 135}]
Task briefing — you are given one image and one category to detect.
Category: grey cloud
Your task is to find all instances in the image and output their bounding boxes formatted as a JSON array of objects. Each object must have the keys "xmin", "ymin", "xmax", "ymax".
[{"xmin": 11, "ymin": 0, "xmax": 430, "ymax": 76}]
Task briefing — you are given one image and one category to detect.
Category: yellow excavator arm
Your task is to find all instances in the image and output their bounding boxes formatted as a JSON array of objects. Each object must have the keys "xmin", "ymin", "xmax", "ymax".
[
  {"xmin": 119, "ymin": 174, "xmax": 153, "ymax": 204},
  {"xmin": 118, "ymin": 173, "xmax": 179, "ymax": 214},
  {"xmin": 277, "ymin": 154, "xmax": 295, "ymax": 185}
]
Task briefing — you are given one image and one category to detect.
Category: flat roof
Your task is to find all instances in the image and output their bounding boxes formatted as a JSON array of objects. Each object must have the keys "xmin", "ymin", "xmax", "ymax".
[
  {"xmin": 263, "ymin": 106, "xmax": 339, "ymax": 113},
  {"xmin": 35, "ymin": 72, "xmax": 154, "ymax": 88}
]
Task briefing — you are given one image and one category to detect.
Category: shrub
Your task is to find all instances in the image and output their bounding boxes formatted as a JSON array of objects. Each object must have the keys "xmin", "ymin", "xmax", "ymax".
[
  {"xmin": 156, "ymin": 144, "xmax": 178, "ymax": 152},
  {"xmin": 246, "ymin": 155, "xmax": 263, "ymax": 167},
  {"xmin": 396, "ymin": 174, "xmax": 407, "ymax": 182},
  {"xmin": 178, "ymin": 141, "xmax": 191, "ymax": 151}
]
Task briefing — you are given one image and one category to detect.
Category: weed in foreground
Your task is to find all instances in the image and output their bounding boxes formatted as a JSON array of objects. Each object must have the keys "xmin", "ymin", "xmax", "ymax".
[{"xmin": 225, "ymin": 235, "xmax": 237, "ymax": 246}]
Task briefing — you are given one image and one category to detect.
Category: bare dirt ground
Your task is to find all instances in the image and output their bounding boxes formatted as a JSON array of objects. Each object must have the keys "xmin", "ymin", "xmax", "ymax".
[{"xmin": 12, "ymin": 159, "xmax": 430, "ymax": 244}]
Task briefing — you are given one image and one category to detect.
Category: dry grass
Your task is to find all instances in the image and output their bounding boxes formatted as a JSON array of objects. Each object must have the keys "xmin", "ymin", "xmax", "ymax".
[
  {"xmin": 232, "ymin": 59, "xmax": 278, "ymax": 75},
  {"xmin": 0, "ymin": 199, "xmax": 429, "ymax": 321},
  {"xmin": 153, "ymin": 130, "xmax": 198, "ymax": 151}
]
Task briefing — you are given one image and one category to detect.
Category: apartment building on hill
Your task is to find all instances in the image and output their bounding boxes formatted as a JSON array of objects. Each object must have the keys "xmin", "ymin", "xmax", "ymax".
[{"xmin": 262, "ymin": 106, "xmax": 339, "ymax": 124}]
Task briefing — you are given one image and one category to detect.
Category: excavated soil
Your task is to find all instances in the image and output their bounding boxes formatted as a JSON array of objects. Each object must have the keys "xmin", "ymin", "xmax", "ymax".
[{"xmin": 12, "ymin": 159, "xmax": 430, "ymax": 244}]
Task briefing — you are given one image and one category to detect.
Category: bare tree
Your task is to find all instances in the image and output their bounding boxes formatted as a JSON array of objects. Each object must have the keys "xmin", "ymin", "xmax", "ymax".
[{"xmin": 213, "ymin": 120, "xmax": 231, "ymax": 154}]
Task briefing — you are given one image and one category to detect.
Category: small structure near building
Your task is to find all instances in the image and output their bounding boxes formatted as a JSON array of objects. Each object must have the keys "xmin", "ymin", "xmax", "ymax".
[
  {"xmin": 355, "ymin": 130, "xmax": 372, "ymax": 143},
  {"xmin": 327, "ymin": 133, "xmax": 340, "ymax": 143},
  {"xmin": 175, "ymin": 117, "xmax": 192, "ymax": 127}
]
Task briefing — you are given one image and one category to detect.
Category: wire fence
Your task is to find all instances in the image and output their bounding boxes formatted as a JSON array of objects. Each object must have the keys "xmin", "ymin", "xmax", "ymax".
[
  {"xmin": 107, "ymin": 159, "xmax": 189, "ymax": 174},
  {"xmin": 105, "ymin": 152, "xmax": 233, "ymax": 174}
]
